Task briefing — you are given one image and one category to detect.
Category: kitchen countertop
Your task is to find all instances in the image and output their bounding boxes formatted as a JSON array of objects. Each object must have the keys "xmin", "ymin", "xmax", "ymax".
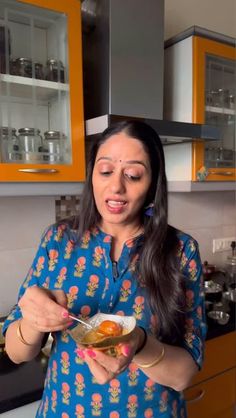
[{"xmin": 0, "ymin": 317, "xmax": 235, "ymax": 414}]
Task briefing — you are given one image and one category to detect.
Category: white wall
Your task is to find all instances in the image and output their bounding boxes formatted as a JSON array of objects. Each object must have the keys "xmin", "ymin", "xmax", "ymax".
[
  {"xmin": 164, "ymin": 0, "xmax": 236, "ymax": 40},
  {"xmin": 168, "ymin": 191, "xmax": 236, "ymax": 266},
  {"xmin": 0, "ymin": 197, "xmax": 55, "ymax": 316}
]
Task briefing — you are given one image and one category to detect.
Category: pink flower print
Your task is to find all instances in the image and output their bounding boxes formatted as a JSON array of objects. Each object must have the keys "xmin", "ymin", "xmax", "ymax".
[
  {"xmin": 120, "ymin": 280, "xmax": 132, "ymax": 302},
  {"xmin": 81, "ymin": 230, "xmax": 91, "ymax": 248},
  {"xmin": 75, "ymin": 373, "xmax": 85, "ymax": 396},
  {"xmin": 80, "ymin": 305, "xmax": 91, "ymax": 320},
  {"xmin": 188, "ymin": 259, "xmax": 197, "ymax": 280},
  {"xmin": 61, "ymin": 382, "xmax": 71, "ymax": 405},
  {"xmin": 103, "ymin": 235, "xmax": 112, "ymax": 243},
  {"xmin": 128, "ymin": 363, "xmax": 139, "ymax": 386},
  {"xmin": 108, "ymin": 379, "xmax": 121, "ymax": 403},
  {"xmin": 74, "ymin": 256, "xmax": 86, "ymax": 277},
  {"xmin": 61, "ymin": 351, "xmax": 70, "ymax": 374},
  {"xmin": 91, "ymin": 393, "xmax": 103, "ymax": 416},
  {"xmin": 51, "ymin": 389, "xmax": 57, "ymax": 412},
  {"xmin": 54, "ymin": 224, "xmax": 66, "ymax": 241},
  {"xmin": 62, "ymin": 413, "xmax": 69, "ymax": 418},
  {"xmin": 127, "ymin": 394, "xmax": 138, "ymax": 417},
  {"xmin": 172, "ymin": 399, "xmax": 178, "ymax": 418},
  {"xmin": 75, "ymin": 404, "xmax": 85, "ymax": 418},
  {"xmin": 23, "ymin": 268, "xmax": 33, "ymax": 288},
  {"xmin": 64, "ymin": 240, "xmax": 74, "ymax": 259},
  {"xmin": 189, "ymin": 240, "xmax": 197, "ymax": 252},
  {"xmin": 159, "ymin": 390, "xmax": 168, "ymax": 412},
  {"xmin": 180, "ymin": 252, "xmax": 188, "ymax": 269},
  {"xmin": 116, "ymin": 310, "xmax": 124, "ymax": 316},
  {"xmin": 75, "ymin": 347, "xmax": 85, "ymax": 365},
  {"xmin": 144, "ymin": 379, "xmax": 155, "ymax": 400},
  {"xmin": 144, "ymin": 408, "xmax": 154, "ymax": 418},
  {"xmin": 34, "ymin": 256, "xmax": 45, "ymax": 277},
  {"xmin": 110, "ymin": 412, "xmax": 120, "ymax": 418},
  {"xmin": 48, "ymin": 249, "xmax": 59, "ymax": 271},
  {"xmin": 42, "ymin": 396, "xmax": 49, "ymax": 418},
  {"xmin": 41, "ymin": 229, "xmax": 53, "ymax": 247},
  {"xmin": 42, "ymin": 276, "xmax": 50, "ymax": 289},
  {"xmin": 67, "ymin": 286, "xmax": 79, "ymax": 308},
  {"xmin": 186, "ymin": 289, "xmax": 194, "ymax": 310},
  {"xmin": 86, "ymin": 274, "xmax": 99, "ymax": 297},
  {"xmin": 52, "ymin": 360, "xmax": 57, "ymax": 383},
  {"xmin": 92, "ymin": 246, "xmax": 104, "ymax": 267},
  {"xmin": 55, "ymin": 267, "xmax": 67, "ymax": 288},
  {"xmin": 133, "ymin": 296, "xmax": 145, "ymax": 320}
]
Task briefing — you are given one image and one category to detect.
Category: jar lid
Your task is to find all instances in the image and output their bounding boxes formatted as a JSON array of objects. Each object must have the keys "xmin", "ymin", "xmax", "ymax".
[
  {"xmin": 0, "ymin": 127, "xmax": 17, "ymax": 135},
  {"xmin": 44, "ymin": 130, "xmax": 65, "ymax": 140},
  {"xmin": 16, "ymin": 57, "xmax": 32, "ymax": 63},
  {"xmin": 46, "ymin": 59, "xmax": 64, "ymax": 67},
  {"xmin": 18, "ymin": 127, "xmax": 40, "ymax": 135}
]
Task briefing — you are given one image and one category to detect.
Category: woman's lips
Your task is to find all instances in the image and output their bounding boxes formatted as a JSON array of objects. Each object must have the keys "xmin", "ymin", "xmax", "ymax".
[{"xmin": 105, "ymin": 199, "xmax": 127, "ymax": 214}]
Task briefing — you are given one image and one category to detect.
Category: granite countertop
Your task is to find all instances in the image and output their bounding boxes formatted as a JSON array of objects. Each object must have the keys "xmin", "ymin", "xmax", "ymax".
[{"xmin": 0, "ymin": 316, "xmax": 235, "ymax": 414}]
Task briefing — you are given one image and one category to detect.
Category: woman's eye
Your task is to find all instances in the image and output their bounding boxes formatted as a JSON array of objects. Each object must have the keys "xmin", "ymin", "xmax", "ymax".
[
  {"xmin": 100, "ymin": 171, "xmax": 112, "ymax": 176},
  {"xmin": 125, "ymin": 173, "xmax": 141, "ymax": 181}
]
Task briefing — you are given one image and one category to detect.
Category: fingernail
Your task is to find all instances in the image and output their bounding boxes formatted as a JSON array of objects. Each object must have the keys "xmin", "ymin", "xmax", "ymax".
[
  {"xmin": 85, "ymin": 349, "xmax": 96, "ymax": 358},
  {"xmin": 122, "ymin": 344, "xmax": 131, "ymax": 357},
  {"xmin": 62, "ymin": 310, "xmax": 69, "ymax": 318},
  {"xmin": 76, "ymin": 348, "xmax": 85, "ymax": 359}
]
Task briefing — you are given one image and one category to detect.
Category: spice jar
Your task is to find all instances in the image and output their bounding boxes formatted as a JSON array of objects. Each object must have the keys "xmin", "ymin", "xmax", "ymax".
[
  {"xmin": 34, "ymin": 62, "xmax": 44, "ymax": 79},
  {"xmin": 15, "ymin": 58, "xmax": 32, "ymax": 78},
  {"xmin": 18, "ymin": 127, "xmax": 43, "ymax": 163},
  {"xmin": 45, "ymin": 59, "xmax": 65, "ymax": 83},
  {"xmin": 0, "ymin": 127, "xmax": 21, "ymax": 162},
  {"xmin": 43, "ymin": 130, "xmax": 66, "ymax": 163}
]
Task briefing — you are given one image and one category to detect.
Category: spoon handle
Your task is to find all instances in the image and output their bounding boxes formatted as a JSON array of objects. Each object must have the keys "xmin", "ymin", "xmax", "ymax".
[{"xmin": 68, "ymin": 314, "xmax": 93, "ymax": 329}]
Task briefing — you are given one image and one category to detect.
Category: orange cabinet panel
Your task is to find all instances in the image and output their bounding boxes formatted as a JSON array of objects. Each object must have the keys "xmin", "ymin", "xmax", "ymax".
[
  {"xmin": 184, "ymin": 368, "xmax": 236, "ymax": 418},
  {"xmin": 191, "ymin": 332, "xmax": 236, "ymax": 386},
  {"xmin": 0, "ymin": 0, "xmax": 85, "ymax": 182}
]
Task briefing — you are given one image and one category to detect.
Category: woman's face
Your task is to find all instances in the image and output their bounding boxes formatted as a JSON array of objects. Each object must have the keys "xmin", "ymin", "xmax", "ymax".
[{"xmin": 92, "ymin": 132, "xmax": 152, "ymax": 230}]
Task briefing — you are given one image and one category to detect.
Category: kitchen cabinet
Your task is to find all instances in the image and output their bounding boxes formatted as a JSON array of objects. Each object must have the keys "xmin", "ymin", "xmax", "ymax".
[
  {"xmin": 164, "ymin": 26, "xmax": 236, "ymax": 186},
  {"xmin": 184, "ymin": 332, "xmax": 236, "ymax": 418},
  {"xmin": 0, "ymin": 0, "xmax": 85, "ymax": 184}
]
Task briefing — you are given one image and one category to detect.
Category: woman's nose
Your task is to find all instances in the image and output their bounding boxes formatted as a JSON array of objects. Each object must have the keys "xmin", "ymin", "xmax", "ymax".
[{"xmin": 110, "ymin": 172, "xmax": 125, "ymax": 193}]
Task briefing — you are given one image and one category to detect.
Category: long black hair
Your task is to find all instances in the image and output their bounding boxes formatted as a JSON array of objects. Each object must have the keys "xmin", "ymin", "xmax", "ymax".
[{"xmin": 67, "ymin": 120, "xmax": 185, "ymax": 343}]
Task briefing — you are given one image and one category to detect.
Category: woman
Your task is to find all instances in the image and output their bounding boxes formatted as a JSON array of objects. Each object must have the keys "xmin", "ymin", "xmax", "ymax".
[{"xmin": 4, "ymin": 120, "xmax": 206, "ymax": 418}]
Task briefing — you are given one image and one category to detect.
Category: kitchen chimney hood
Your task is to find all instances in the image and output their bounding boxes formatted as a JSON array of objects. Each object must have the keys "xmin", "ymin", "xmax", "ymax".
[{"xmin": 82, "ymin": 0, "xmax": 221, "ymax": 143}]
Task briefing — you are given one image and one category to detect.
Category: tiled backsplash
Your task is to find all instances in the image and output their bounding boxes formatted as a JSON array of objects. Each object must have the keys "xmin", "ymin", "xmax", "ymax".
[
  {"xmin": 0, "ymin": 191, "xmax": 235, "ymax": 316},
  {"xmin": 55, "ymin": 195, "xmax": 81, "ymax": 221}
]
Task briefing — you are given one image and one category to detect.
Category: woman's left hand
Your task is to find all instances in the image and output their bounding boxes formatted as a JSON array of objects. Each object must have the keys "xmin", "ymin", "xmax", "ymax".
[{"xmin": 76, "ymin": 327, "xmax": 143, "ymax": 384}]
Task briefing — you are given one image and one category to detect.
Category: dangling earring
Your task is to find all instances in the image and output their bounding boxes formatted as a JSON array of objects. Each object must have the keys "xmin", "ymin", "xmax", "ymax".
[{"xmin": 144, "ymin": 203, "xmax": 154, "ymax": 216}]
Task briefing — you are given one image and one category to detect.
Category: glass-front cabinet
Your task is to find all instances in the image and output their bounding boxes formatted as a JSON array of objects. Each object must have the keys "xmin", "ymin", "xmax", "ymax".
[
  {"xmin": 193, "ymin": 35, "xmax": 235, "ymax": 181},
  {"xmin": 164, "ymin": 27, "xmax": 236, "ymax": 183},
  {"xmin": 0, "ymin": 0, "xmax": 85, "ymax": 182}
]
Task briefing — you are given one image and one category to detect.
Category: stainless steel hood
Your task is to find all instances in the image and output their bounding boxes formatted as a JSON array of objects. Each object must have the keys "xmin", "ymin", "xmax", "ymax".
[{"xmin": 82, "ymin": 0, "xmax": 221, "ymax": 143}]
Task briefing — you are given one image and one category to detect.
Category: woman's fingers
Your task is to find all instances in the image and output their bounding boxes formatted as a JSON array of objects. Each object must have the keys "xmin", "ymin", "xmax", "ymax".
[{"xmin": 18, "ymin": 286, "xmax": 70, "ymax": 332}]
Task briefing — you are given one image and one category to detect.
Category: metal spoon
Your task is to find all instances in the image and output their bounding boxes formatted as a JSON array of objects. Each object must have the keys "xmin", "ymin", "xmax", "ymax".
[{"xmin": 68, "ymin": 313, "xmax": 93, "ymax": 330}]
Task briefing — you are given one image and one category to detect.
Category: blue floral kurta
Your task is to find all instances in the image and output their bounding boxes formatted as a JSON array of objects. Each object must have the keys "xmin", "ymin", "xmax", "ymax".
[{"xmin": 3, "ymin": 224, "xmax": 206, "ymax": 418}]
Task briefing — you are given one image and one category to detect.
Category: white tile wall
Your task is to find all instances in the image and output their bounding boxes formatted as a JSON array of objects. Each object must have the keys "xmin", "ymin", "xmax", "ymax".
[
  {"xmin": 168, "ymin": 191, "xmax": 236, "ymax": 266},
  {"xmin": 0, "ymin": 191, "xmax": 235, "ymax": 316},
  {"xmin": 0, "ymin": 197, "xmax": 55, "ymax": 316}
]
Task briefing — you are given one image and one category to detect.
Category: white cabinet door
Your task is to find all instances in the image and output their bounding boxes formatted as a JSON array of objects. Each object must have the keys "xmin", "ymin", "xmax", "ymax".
[{"xmin": 1, "ymin": 400, "xmax": 40, "ymax": 417}]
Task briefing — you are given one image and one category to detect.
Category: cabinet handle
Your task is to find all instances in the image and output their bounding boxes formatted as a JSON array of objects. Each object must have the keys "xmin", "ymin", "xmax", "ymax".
[
  {"xmin": 208, "ymin": 170, "xmax": 234, "ymax": 176},
  {"xmin": 18, "ymin": 168, "xmax": 59, "ymax": 174},
  {"xmin": 186, "ymin": 389, "xmax": 205, "ymax": 403}
]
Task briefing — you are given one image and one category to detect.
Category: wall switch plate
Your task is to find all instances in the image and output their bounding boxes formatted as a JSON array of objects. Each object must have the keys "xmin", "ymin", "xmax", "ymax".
[{"xmin": 212, "ymin": 237, "xmax": 236, "ymax": 253}]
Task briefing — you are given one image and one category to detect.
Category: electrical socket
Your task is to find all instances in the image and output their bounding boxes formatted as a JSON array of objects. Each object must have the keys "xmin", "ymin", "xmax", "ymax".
[{"xmin": 212, "ymin": 237, "xmax": 236, "ymax": 254}]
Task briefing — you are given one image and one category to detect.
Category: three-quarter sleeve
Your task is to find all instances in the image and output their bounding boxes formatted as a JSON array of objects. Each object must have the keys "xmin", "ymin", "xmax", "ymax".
[
  {"xmin": 179, "ymin": 236, "xmax": 207, "ymax": 369},
  {"xmin": 3, "ymin": 225, "xmax": 58, "ymax": 335}
]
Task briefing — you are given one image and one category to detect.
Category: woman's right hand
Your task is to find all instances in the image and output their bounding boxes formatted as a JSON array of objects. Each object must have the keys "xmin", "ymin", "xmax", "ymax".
[{"xmin": 18, "ymin": 286, "xmax": 71, "ymax": 333}]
